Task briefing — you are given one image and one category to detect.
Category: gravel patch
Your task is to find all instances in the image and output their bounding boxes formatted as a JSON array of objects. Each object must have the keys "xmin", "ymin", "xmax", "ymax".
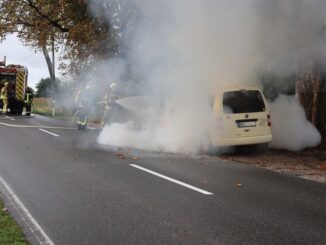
[{"xmin": 220, "ymin": 148, "xmax": 326, "ymax": 183}]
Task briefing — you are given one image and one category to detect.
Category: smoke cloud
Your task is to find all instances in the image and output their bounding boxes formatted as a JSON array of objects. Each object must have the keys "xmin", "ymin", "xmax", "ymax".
[
  {"xmin": 88, "ymin": 0, "xmax": 325, "ymax": 153},
  {"xmin": 269, "ymin": 95, "xmax": 321, "ymax": 151}
]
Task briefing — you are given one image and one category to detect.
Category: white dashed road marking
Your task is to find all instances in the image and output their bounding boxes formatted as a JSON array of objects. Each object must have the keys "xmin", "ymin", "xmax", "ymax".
[
  {"xmin": 39, "ymin": 128, "xmax": 59, "ymax": 137},
  {"xmin": 129, "ymin": 164, "xmax": 213, "ymax": 195},
  {"xmin": 5, "ymin": 116, "xmax": 15, "ymax": 121}
]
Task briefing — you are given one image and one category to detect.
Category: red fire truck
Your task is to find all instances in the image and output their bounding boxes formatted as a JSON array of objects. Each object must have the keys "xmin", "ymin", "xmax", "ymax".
[{"xmin": 0, "ymin": 61, "xmax": 29, "ymax": 115}]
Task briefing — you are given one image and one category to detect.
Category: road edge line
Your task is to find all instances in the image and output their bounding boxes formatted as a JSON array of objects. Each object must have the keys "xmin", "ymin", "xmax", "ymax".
[
  {"xmin": 0, "ymin": 122, "xmax": 75, "ymax": 129},
  {"xmin": 0, "ymin": 175, "xmax": 54, "ymax": 245}
]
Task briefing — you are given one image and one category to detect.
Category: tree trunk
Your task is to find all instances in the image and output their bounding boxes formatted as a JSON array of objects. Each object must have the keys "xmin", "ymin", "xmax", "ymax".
[
  {"xmin": 42, "ymin": 47, "xmax": 54, "ymax": 80},
  {"xmin": 296, "ymin": 63, "xmax": 320, "ymax": 126},
  {"xmin": 311, "ymin": 76, "xmax": 320, "ymax": 126},
  {"xmin": 317, "ymin": 79, "xmax": 326, "ymax": 149}
]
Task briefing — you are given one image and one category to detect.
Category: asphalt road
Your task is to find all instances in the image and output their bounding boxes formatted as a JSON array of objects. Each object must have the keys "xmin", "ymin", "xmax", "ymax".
[{"xmin": 0, "ymin": 114, "xmax": 325, "ymax": 245}]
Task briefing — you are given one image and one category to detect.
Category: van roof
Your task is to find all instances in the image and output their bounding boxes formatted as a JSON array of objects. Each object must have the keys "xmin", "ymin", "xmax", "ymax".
[
  {"xmin": 217, "ymin": 85, "xmax": 263, "ymax": 93},
  {"xmin": 223, "ymin": 84, "xmax": 261, "ymax": 90}
]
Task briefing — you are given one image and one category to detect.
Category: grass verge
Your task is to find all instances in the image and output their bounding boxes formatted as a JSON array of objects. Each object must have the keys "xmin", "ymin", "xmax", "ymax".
[
  {"xmin": 32, "ymin": 97, "xmax": 73, "ymax": 120},
  {"xmin": 32, "ymin": 97, "xmax": 103, "ymax": 124},
  {"xmin": 0, "ymin": 199, "xmax": 30, "ymax": 244}
]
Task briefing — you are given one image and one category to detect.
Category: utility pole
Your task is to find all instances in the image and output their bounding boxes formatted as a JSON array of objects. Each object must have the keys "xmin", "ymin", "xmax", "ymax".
[
  {"xmin": 51, "ymin": 34, "xmax": 56, "ymax": 116},
  {"xmin": 0, "ymin": 56, "xmax": 6, "ymax": 66}
]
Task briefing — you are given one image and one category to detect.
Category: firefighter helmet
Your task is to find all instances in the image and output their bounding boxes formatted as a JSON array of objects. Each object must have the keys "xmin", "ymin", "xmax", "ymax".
[{"xmin": 110, "ymin": 82, "xmax": 117, "ymax": 89}]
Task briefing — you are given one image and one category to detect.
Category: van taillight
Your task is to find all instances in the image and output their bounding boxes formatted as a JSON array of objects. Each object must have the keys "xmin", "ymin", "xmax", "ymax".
[
  {"xmin": 267, "ymin": 114, "xmax": 271, "ymax": 127},
  {"xmin": 216, "ymin": 117, "xmax": 223, "ymax": 129}
]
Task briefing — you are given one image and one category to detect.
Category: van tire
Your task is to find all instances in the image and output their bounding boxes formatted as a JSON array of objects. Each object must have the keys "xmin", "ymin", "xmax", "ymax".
[
  {"xmin": 207, "ymin": 145, "xmax": 218, "ymax": 155},
  {"xmin": 207, "ymin": 145, "xmax": 234, "ymax": 155},
  {"xmin": 255, "ymin": 143, "xmax": 268, "ymax": 153},
  {"xmin": 205, "ymin": 137, "xmax": 225, "ymax": 155}
]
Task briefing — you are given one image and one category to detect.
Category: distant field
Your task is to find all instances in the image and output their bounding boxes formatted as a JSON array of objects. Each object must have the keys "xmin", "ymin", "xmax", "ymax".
[
  {"xmin": 32, "ymin": 97, "xmax": 102, "ymax": 123},
  {"xmin": 32, "ymin": 97, "xmax": 75, "ymax": 120},
  {"xmin": 32, "ymin": 97, "xmax": 53, "ymax": 116}
]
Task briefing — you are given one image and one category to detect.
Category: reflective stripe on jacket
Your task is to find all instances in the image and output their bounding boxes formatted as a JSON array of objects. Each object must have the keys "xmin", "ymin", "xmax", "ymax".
[
  {"xmin": 0, "ymin": 87, "xmax": 7, "ymax": 99},
  {"xmin": 25, "ymin": 93, "xmax": 33, "ymax": 103}
]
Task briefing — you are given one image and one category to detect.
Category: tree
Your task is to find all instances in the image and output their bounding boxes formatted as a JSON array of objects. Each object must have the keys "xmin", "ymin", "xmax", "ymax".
[
  {"xmin": 296, "ymin": 63, "xmax": 321, "ymax": 126},
  {"xmin": 0, "ymin": 0, "xmax": 116, "ymax": 75},
  {"xmin": 35, "ymin": 78, "xmax": 56, "ymax": 97}
]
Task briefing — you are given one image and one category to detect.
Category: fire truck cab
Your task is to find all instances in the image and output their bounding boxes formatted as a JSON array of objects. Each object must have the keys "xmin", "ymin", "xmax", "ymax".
[{"xmin": 0, "ymin": 64, "xmax": 28, "ymax": 115}]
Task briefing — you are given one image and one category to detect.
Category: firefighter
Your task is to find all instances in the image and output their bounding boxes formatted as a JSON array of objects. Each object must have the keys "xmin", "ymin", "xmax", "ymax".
[
  {"xmin": 24, "ymin": 87, "xmax": 33, "ymax": 116},
  {"xmin": 1, "ymin": 82, "xmax": 9, "ymax": 114},
  {"xmin": 101, "ymin": 82, "xmax": 118, "ymax": 128},
  {"xmin": 77, "ymin": 104, "xmax": 88, "ymax": 131},
  {"xmin": 74, "ymin": 103, "xmax": 89, "ymax": 130},
  {"xmin": 73, "ymin": 87, "xmax": 89, "ymax": 131}
]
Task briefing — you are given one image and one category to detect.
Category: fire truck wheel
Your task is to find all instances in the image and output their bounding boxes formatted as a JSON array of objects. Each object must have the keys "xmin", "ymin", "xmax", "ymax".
[
  {"xmin": 9, "ymin": 106, "xmax": 16, "ymax": 115},
  {"xmin": 17, "ymin": 107, "xmax": 23, "ymax": 115}
]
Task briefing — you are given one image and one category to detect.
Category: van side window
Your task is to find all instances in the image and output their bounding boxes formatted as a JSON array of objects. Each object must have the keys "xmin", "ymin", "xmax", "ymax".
[{"xmin": 223, "ymin": 90, "xmax": 266, "ymax": 114}]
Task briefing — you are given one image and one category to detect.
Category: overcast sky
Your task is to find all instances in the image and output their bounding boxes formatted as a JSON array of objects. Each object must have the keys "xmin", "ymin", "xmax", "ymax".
[{"xmin": 0, "ymin": 34, "xmax": 59, "ymax": 89}]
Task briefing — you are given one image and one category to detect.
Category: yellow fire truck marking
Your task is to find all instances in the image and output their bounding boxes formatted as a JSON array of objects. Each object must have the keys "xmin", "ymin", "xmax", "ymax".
[{"xmin": 16, "ymin": 72, "xmax": 25, "ymax": 101}]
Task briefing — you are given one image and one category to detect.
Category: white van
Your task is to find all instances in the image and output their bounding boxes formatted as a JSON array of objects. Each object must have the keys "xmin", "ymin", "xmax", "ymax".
[{"xmin": 210, "ymin": 86, "xmax": 272, "ymax": 148}]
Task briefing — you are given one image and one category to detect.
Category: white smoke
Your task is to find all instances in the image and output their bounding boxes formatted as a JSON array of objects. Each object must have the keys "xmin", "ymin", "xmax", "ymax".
[
  {"xmin": 98, "ymin": 119, "xmax": 210, "ymax": 153},
  {"xmin": 269, "ymin": 95, "xmax": 321, "ymax": 151},
  {"xmin": 88, "ymin": 0, "xmax": 324, "ymax": 153}
]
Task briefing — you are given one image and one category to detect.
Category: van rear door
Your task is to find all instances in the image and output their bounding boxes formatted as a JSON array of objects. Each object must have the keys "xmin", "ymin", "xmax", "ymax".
[{"xmin": 220, "ymin": 89, "xmax": 269, "ymax": 138}]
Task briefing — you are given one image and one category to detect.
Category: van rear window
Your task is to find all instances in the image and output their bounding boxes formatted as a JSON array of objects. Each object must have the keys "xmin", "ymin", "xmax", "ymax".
[{"xmin": 223, "ymin": 90, "xmax": 266, "ymax": 114}]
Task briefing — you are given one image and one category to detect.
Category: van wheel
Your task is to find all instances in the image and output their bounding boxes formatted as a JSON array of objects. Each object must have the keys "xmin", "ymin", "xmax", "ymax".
[
  {"xmin": 207, "ymin": 145, "xmax": 219, "ymax": 156},
  {"xmin": 254, "ymin": 143, "xmax": 268, "ymax": 153},
  {"xmin": 204, "ymin": 137, "xmax": 219, "ymax": 155},
  {"xmin": 207, "ymin": 145, "xmax": 234, "ymax": 156}
]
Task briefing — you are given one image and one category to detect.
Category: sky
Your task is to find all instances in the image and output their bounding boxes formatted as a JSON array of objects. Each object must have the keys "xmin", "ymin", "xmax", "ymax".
[{"xmin": 0, "ymin": 34, "xmax": 59, "ymax": 90}]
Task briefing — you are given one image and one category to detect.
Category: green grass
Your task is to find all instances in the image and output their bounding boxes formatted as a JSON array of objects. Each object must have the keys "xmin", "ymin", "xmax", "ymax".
[
  {"xmin": 0, "ymin": 199, "xmax": 30, "ymax": 245},
  {"xmin": 32, "ymin": 97, "xmax": 73, "ymax": 120},
  {"xmin": 32, "ymin": 97, "xmax": 55, "ymax": 116},
  {"xmin": 32, "ymin": 97, "xmax": 103, "ymax": 124}
]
